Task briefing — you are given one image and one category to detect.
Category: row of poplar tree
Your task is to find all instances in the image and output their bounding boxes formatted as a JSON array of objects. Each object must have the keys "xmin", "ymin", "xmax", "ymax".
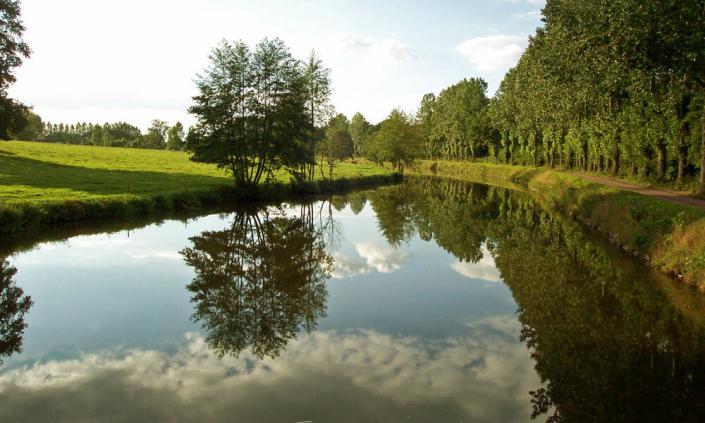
[{"xmin": 417, "ymin": 0, "xmax": 705, "ymax": 190}]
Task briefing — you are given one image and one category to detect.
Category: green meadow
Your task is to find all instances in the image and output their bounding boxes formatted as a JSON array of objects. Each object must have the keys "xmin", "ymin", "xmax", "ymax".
[
  {"xmin": 0, "ymin": 141, "xmax": 395, "ymax": 234},
  {"xmin": 0, "ymin": 141, "xmax": 389, "ymax": 204}
]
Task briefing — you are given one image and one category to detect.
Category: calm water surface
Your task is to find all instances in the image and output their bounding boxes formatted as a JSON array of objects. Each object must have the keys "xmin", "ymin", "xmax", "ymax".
[{"xmin": 2, "ymin": 177, "xmax": 705, "ymax": 422}]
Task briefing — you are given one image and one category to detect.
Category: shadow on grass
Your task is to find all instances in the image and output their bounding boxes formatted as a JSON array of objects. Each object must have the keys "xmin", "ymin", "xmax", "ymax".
[{"xmin": 0, "ymin": 155, "xmax": 230, "ymax": 197}]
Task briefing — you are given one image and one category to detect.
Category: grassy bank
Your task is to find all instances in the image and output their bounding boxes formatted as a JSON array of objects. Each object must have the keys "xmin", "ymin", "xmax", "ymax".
[
  {"xmin": 0, "ymin": 141, "xmax": 397, "ymax": 234},
  {"xmin": 412, "ymin": 160, "xmax": 705, "ymax": 290}
]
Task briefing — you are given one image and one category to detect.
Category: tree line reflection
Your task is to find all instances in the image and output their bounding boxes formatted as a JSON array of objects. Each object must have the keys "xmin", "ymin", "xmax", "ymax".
[
  {"xmin": 365, "ymin": 177, "xmax": 705, "ymax": 421},
  {"xmin": 178, "ymin": 178, "xmax": 705, "ymax": 419}
]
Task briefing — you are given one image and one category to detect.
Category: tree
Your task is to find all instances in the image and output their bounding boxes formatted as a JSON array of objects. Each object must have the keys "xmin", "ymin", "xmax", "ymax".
[
  {"xmin": 188, "ymin": 38, "xmax": 311, "ymax": 187},
  {"xmin": 10, "ymin": 109, "xmax": 42, "ymax": 140},
  {"xmin": 302, "ymin": 51, "xmax": 334, "ymax": 179},
  {"xmin": 90, "ymin": 124, "xmax": 103, "ymax": 145},
  {"xmin": 320, "ymin": 127, "xmax": 353, "ymax": 180},
  {"xmin": 318, "ymin": 113, "xmax": 352, "ymax": 179},
  {"xmin": 166, "ymin": 121, "xmax": 185, "ymax": 151},
  {"xmin": 417, "ymin": 93, "xmax": 439, "ymax": 159},
  {"xmin": 433, "ymin": 78, "xmax": 493, "ymax": 160},
  {"xmin": 139, "ymin": 119, "xmax": 168, "ymax": 149},
  {"xmin": 350, "ymin": 112, "xmax": 372, "ymax": 156},
  {"xmin": 367, "ymin": 109, "xmax": 422, "ymax": 173},
  {"xmin": 0, "ymin": 0, "xmax": 31, "ymax": 140}
]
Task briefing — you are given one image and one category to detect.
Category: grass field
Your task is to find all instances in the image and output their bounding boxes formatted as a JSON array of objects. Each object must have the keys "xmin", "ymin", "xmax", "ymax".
[
  {"xmin": 0, "ymin": 141, "xmax": 389, "ymax": 204},
  {"xmin": 0, "ymin": 141, "xmax": 395, "ymax": 234}
]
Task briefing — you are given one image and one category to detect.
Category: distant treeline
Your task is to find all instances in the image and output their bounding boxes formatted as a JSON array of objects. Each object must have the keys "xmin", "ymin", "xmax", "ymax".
[{"xmin": 12, "ymin": 111, "xmax": 186, "ymax": 150}]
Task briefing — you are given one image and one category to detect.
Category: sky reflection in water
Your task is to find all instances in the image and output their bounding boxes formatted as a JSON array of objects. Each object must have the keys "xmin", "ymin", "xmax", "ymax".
[
  {"xmin": 0, "ymin": 190, "xmax": 535, "ymax": 421},
  {"xmin": 3, "ymin": 179, "xmax": 704, "ymax": 421}
]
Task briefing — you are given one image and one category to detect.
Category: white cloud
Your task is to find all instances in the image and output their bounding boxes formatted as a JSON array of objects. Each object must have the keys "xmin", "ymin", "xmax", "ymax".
[
  {"xmin": 451, "ymin": 245, "xmax": 503, "ymax": 283},
  {"xmin": 456, "ymin": 35, "xmax": 528, "ymax": 72},
  {"xmin": 331, "ymin": 242, "xmax": 410, "ymax": 279},
  {"xmin": 355, "ymin": 242, "xmax": 409, "ymax": 274},
  {"xmin": 335, "ymin": 32, "xmax": 415, "ymax": 63},
  {"xmin": 331, "ymin": 251, "xmax": 370, "ymax": 279},
  {"xmin": 0, "ymin": 326, "xmax": 540, "ymax": 421}
]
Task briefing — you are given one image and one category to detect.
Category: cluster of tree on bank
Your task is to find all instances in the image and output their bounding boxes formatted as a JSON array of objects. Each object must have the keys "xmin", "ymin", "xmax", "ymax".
[
  {"xmin": 314, "ymin": 110, "xmax": 422, "ymax": 174},
  {"xmin": 186, "ymin": 37, "xmax": 424, "ymax": 183},
  {"xmin": 12, "ymin": 111, "xmax": 187, "ymax": 150},
  {"xmin": 186, "ymin": 38, "xmax": 339, "ymax": 185}
]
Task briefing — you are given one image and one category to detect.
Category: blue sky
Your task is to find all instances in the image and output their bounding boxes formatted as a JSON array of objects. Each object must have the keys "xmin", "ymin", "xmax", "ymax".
[{"xmin": 9, "ymin": 0, "xmax": 544, "ymax": 129}]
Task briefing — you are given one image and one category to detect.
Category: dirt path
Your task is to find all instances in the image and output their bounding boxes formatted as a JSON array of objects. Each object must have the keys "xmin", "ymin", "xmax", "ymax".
[{"xmin": 571, "ymin": 172, "xmax": 705, "ymax": 210}]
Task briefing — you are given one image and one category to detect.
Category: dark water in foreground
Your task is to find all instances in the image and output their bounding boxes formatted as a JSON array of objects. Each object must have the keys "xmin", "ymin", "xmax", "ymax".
[{"xmin": 2, "ymin": 177, "xmax": 705, "ymax": 422}]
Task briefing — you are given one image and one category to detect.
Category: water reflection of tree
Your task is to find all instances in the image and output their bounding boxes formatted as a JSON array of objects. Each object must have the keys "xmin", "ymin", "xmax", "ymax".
[
  {"xmin": 181, "ymin": 206, "xmax": 333, "ymax": 359},
  {"xmin": 370, "ymin": 177, "xmax": 705, "ymax": 420},
  {"xmin": 0, "ymin": 258, "xmax": 32, "ymax": 366},
  {"xmin": 492, "ymin": 200, "xmax": 705, "ymax": 421}
]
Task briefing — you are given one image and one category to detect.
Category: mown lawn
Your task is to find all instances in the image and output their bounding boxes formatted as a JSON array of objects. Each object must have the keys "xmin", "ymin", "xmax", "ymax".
[{"xmin": 0, "ymin": 141, "xmax": 388, "ymax": 204}]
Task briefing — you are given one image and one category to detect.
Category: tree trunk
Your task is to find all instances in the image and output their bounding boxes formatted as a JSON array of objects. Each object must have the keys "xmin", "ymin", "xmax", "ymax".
[
  {"xmin": 612, "ymin": 148, "xmax": 620, "ymax": 176},
  {"xmin": 656, "ymin": 139, "xmax": 666, "ymax": 179},
  {"xmin": 699, "ymin": 103, "xmax": 705, "ymax": 194},
  {"xmin": 677, "ymin": 146, "xmax": 687, "ymax": 184}
]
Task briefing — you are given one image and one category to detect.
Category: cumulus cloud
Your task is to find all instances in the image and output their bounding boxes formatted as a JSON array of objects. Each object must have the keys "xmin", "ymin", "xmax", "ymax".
[
  {"xmin": 0, "ymin": 324, "xmax": 539, "ymax": 421},
  {"xmin": 331, "ymin": 251, "xmax": 370, "ymax": 279},
  {"xmin": 336, "ymin": 32, "xmax": 416, "ymax": 63},
  {"xmin": 456, "ymin": 35, "xmax": 528, "ymax": 72},
  {"xmin": 451, "ymin": 245, "xmax": 503, "ymax": 283},
  {"xmin": 355, "ymin": 242, "xmax": 410, "ymax": 274},
  {"xmin": 331, "ymin": 242, "xmax": 410, "ymax": 278}
]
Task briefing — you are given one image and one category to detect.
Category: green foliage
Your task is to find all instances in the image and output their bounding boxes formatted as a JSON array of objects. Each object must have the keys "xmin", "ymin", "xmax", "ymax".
[
  {"xmin": 140, "ymin": 119, "xmax": 168, "ymax": 150},
  {"xmin": 166, "ymin": 122, "xmax": 185, "ymax": 151},
  {"xmin": 188, "ymin": 38, "xmax": 325, "ymax": 187},
  {"xmin": 10, "ymin": 109, "xmax": 42, "ymax": 141},
  {"xmin": 25, "ymin": 120, "xmax": 183, "ymax": 149},
  {"xmin": 427, "ymin": 78, "xmax": 496, "ymax": 160},
  {"xmin": 367, "ymin": 109, "xmax": 422, "ymax": 173},
  {"xmin": 350, "ymin": 112, "xmax": 372, "ymax": 156},
  {"xmin": 484, "ymin": 0, "xmax": 705, "ymax": 189},
  {"xmin": 0, "ymin": 0, "xmax": 30, "ymax": 140},
  {"xmin": 320, "ymin": 124, "xmax": 354, "ymax": 180}
]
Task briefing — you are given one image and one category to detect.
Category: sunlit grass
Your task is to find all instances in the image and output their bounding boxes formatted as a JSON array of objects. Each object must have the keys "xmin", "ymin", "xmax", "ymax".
[{"xmin": 0, "ymin": 141, "xmax": 388, "ymax": 204}]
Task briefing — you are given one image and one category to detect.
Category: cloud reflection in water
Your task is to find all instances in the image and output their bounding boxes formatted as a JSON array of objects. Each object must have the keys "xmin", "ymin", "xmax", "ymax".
[{"xmin": 0, "ymin": 317, "xmax": 538, "ymax": 422}]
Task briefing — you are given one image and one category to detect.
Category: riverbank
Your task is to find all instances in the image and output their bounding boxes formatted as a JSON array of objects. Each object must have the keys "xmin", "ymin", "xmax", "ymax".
[
  {"xmin": 412, "ymin": 160, "xmax": 705, "ymax": 291},
  {"xmin": 0, "ymin": 141, "xmax": 398, "ymax": 235}
]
